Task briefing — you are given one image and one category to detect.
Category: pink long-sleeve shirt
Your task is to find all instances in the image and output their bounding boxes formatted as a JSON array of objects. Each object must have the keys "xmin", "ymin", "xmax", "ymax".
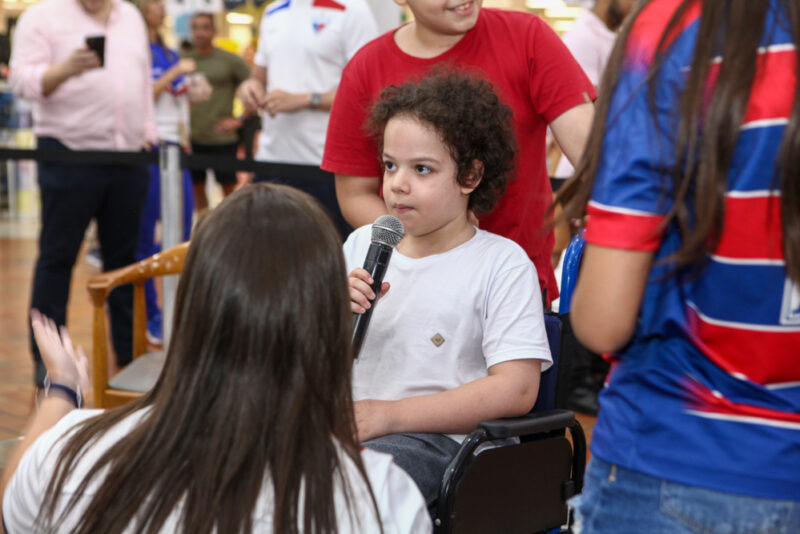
[{"xmin": 9, "ymin": 0, "xmax": 157, "ymax": 150}]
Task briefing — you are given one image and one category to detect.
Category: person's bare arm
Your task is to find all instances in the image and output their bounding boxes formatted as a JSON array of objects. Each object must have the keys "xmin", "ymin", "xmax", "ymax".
[
  {"xmin": 570, "ymin": 245, "xmax": 653, "ymax": 353},
  {"xmin": 263, "ymin": 88, "xmax": 337, "ymax": 115},
  {"xmin": 41, "ymin": 48, "xmax": 100, "ymax": 97},
  {"xmin": 549, "ymin": 101, "xmax": 595, "ymax": 167},
  {"xmin": 1, "ymin": 312, "xmax": 88, "ymax": 498},
  {"xmin": 335, "ymin": 174, "xmax": 388, "ymax": 228},
  {"xmin": 1, "ymin": 398, "xmax": 74, "ymax": 500},
  {"xmin": 354, "ymin": 359, "xmax": 541, "ymax": 442},
  {"xmin": 312, "ymin": 89, "xmax": 336, "ymax": 111},
  {"xmin": 238, "ymin": 64, "xmax": 267, "ymax": 113},
  {"xmin": 152, "ymin": 58, "xmax": 195, "ymax": 100}
]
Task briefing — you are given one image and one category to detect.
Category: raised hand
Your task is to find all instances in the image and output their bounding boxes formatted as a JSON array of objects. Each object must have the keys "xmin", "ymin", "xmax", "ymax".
[{"xmin": 30, "ymin": 310, "xmax": 89, "ymax": 394}]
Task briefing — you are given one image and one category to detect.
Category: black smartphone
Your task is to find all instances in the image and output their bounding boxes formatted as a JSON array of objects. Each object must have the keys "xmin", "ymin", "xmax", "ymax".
[{"xmin": 85, "ymin": 35, "xmax": 105, "ymax": 67}]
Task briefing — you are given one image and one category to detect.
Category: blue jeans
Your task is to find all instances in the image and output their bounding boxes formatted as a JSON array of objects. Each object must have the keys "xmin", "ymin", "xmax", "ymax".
[
  {"xmin": 570, "ymin": 457, "xmax": 800, "ymax": 534},
  {"xmin": 363, "ymin": 433, "xmax": 460, "ymax": 508}
]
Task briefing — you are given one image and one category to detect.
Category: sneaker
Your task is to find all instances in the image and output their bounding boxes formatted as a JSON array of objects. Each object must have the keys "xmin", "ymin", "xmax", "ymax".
[
  {"xmin": 85, "ymin": 247, "xmax": 103, "ymax": 269},
  {"xmin": 146, "ymin": 312, "xmax": 163, "ymax": 346}
]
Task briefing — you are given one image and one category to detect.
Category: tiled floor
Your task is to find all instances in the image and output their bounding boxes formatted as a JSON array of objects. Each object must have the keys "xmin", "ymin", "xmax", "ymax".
[{"xmin": 0, "ymin": 219, "xmax": 96, "ymax": 440}]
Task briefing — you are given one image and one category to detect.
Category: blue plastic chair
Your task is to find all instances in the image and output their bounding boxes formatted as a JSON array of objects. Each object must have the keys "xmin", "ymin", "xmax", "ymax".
[{"xmin": 558, "ymin": 232, "xmax": 586, "ymax": 315}]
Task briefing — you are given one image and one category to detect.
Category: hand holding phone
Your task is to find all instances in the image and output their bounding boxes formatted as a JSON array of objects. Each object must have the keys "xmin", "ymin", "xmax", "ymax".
[
  {"xmin": 62, "ymin": 48, "xmax": 101, "ymax": 77},
  {"xmin": 85, "ymin": 35, "xmax": 105, "ymax": 67}
]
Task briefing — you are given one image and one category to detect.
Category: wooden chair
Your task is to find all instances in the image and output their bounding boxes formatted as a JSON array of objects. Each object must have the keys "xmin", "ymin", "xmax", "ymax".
[{"xmin": 87, "ymin": 242, "xmax": 189, "ymax": 409}]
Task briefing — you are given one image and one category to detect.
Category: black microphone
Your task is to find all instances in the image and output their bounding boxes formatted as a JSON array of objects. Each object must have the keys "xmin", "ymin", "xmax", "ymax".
[{"xmin": 352, "ymin": 215, "xmax": 404, "ymax": 358}]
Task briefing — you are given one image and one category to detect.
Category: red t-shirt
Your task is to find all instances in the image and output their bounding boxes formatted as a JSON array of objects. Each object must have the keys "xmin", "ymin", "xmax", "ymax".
[{"xmin": 322, "ymin": 8, "xmax": 596, "ymax": 302}]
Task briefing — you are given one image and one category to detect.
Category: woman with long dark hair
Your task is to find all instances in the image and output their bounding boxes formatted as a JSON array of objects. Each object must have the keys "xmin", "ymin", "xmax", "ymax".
[
  {"xmin": 1, "ymin": 184, "xmax": 430, "ymax": 533},
  {"xmin": 557, "ymin": 0, "xmax": 800, "ymax": 530}
]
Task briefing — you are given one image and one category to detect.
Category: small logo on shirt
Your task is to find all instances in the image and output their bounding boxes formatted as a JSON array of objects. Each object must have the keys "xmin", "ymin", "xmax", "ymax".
[
  {"xmin": 312, "ymin": 13, "xmax": 331, "ymax": 33},
  {"xmin": 431, "ymin": 333, "xmax": 445, "ymax": 347},
  {"xmin": 780, "ymin": 278, "xmax": 800, "ymax": 325}
]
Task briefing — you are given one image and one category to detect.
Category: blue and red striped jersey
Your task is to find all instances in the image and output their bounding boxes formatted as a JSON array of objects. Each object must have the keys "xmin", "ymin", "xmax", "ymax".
[{"xmin": 585, "ymin": 0, "xmax": 800, "ymax": 499}]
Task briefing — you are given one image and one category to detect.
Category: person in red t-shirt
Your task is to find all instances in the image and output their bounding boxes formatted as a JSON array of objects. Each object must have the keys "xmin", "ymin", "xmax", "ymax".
[{"xmin": 321, "ymin": 0, "xmax": 596, "ymax": 304}]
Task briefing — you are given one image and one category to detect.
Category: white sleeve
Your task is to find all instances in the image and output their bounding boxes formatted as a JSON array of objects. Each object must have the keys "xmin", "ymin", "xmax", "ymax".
[
  {"xmin": 2, "ymin": 436, "xmax": 49, "ymax": 532},
  {"xmin": 8, "ymin": 7, "xmax": 51, "ymax": 101},
  {"xmin": 362, "ymin": 450, "xmax": 432, "ymax": 534},
  {"xmin": 2, "ymin": 411, "xmax": 99, "ymax": 532},
  {"xmin": 342, "ymin": 225, "xmax": 371, "ymax": 273},
  {"xmin": 254, "ymin": 12, "xmax": 271, "ymax": 68},
  {"xmin": 378, "ymin": 462, "xmax": 432, "ymax": 534},
  {"xmin": 482, "ymin": 259, "xmax": 553, "ymax": 370},
  {"xmin": 341, "ymin": 0, "xmax": 379, "ymax": 61}
]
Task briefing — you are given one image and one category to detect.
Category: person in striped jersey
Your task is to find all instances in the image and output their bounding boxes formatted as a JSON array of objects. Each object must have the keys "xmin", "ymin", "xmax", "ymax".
[{"xmin": 556, "ymin": 0, "xmax": 800, "ymax": 531}]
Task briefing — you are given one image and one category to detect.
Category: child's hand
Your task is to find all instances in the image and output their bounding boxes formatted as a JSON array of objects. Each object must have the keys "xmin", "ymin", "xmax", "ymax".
[
  {"xmin": 353, "ymin": 399, "xmax": 394, "ymax": 442},
  {"xmin": 30, "ymin": 310, "xmax": 89, "ymax": 394},
  {"xmin": 348, "ymin": 268, "xmax": 390, "ymax": 314}
]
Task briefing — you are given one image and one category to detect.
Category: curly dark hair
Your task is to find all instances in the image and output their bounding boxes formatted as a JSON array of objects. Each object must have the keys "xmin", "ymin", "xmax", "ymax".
[{"xmin": 367, "ymin": 67, "xmax": 518, "ymax": 215}]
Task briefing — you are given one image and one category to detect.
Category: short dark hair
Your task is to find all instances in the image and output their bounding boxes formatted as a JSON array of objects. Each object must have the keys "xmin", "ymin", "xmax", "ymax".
[
  {"xmin": 191, "ymin": 12, "xmax": 215, "ymax": 29},
  {"xmin": 368, "ymin": 67, "xmax": 518, "ymax": 215}
]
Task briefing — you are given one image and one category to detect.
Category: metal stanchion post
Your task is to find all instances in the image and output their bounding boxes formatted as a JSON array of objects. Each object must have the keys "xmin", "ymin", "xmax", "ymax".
[{"xmin": 159, "ymin": 143, "xmax": 183, "ymax": 348}]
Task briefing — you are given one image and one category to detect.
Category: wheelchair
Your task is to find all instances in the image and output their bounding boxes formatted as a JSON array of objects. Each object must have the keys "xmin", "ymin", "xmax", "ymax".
[{"xmin": 433, "ymin": 235, "xmax": 588, "ymax": 534}]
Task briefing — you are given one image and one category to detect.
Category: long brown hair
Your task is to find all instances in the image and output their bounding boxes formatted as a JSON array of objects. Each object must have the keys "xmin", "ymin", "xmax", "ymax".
[
  {"xmin": 38, "ymin": 184, "xmax": 380, "ymax": 533},
  {"xmin": 556, "ymin": 0, "xmax": 800, "ymax": 284}
]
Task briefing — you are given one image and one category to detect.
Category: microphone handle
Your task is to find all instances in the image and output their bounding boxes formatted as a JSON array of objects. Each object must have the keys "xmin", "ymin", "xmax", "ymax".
[{"xmin": 352, "ymin": 242, "xmax": 393, "ymax": 358}]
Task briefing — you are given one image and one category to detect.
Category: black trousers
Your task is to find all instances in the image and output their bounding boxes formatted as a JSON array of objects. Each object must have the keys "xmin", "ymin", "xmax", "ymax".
[
  {"xmin": 30, "ymin": 137, "xmax": 149, "ymax": 386},
  {"xmin": 254, "ymin": 167, "xmax": 353, "ymax": 241}
]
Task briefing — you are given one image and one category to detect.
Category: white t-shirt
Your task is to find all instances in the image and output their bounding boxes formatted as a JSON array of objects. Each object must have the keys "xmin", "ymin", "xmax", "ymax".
[
  {"xmin": 153, "ymin": 90, "xmax": 189, "ymax": 145},
  {"xmin": 254, "ymin": 0, "xmax": 378, "ymax": 165},
  {"xmin": 344, "ymin": 227, "xmax": 553, "ymax": 441},
  {"xmin": 3, "ymin": 409, "xmax": 431, "ymax": 533},
  {"xmin": 554, "ymin": 9, "xmax": 617, "ymax": 178}
]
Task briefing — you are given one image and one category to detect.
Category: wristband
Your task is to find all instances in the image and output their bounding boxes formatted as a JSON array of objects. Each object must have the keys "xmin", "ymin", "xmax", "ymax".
[{"xmin": 43, "ymin": 374, "xmax": 82, "ymax": 408}]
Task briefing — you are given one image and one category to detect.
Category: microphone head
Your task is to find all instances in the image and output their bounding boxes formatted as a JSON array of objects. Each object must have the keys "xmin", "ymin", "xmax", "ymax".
[{"xmin": 371, "ymin": 215, "xmax": 404, "ymax": 247}]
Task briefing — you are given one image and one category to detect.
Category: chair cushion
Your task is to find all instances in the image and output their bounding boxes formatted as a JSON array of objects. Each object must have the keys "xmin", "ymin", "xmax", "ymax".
[{"xmin": 108, "ymin": 351, "xmax": 165, "ymax": 392}]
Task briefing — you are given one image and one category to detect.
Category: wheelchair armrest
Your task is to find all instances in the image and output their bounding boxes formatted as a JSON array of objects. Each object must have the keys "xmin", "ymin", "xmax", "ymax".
[
  {"xmin": 479, "ymin": 408, "xmax": 587, "ymax": 494},
  {"xmin": 437, "ymin": 409, "xmax": 587, "ymax": 531},
  {"xmin": 478, "ymin": 408, "xmax": 576, "ymax": 439}
]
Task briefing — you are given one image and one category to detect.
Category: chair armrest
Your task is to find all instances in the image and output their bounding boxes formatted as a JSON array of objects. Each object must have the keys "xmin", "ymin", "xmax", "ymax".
[
  {"xmin": 87, "ymin": 241, "xmax": 190, "ymax": 298},
  {"xmin": 479, "ymin": 409, "xmax": 587, "ymax": 492},
  {"xmin": 437, "ymin": 409, "xmax": 588, "ymax": 532},
  {"xmin": 478, "ymin": 409, "xmax": 576, "ymax": 439}
]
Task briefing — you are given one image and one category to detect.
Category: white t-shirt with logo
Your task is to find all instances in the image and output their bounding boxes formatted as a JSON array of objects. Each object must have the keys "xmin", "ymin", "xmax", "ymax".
[
  {"xmin": 344, "ymin": 226, "xmax": 553, "ymax": 442},
  {"xmin": 254, "ymin": 0, "xmax": 378, "ymax": 165},
  {"xmin": 3, "ymin": 408, "xmax": 431, "ymax": 533}
]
